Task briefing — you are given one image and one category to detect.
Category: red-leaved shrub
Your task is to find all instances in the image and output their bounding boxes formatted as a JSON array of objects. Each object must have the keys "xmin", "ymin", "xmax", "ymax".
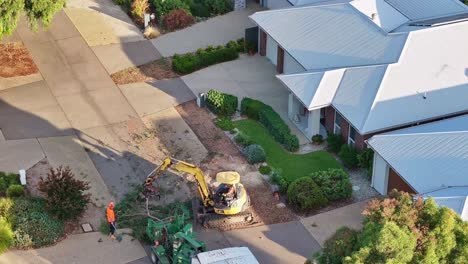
[{"xmin": 163, "ymin": 9, "xmax": 194, "ymax": 31}]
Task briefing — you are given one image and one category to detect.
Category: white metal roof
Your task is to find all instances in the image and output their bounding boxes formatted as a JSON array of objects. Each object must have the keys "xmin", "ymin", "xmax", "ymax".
[
  {"xmin": 367, "ymin": 131, "xmax": 468, "ymax": 194},
  {"xmin": 277, "ymin": 69, "xmax": 345, "ymax": 110},
  {"xmin": 193, "ymin": 247, "xmax": 259, "ymax": 264},
  {"xmin": 250, "ymin": 4, "xmax": 407, "ymax": 70},
  {"xmin": 386, "ymin": 114, "xmax": 468, "ymax": 135},
  {"xmin": 384, "ymin": 0, "xmax": 468, "ymax": 20},
  {"xmin": 361, "ymin": 20, "xmax": 468, "ymax": 134},
  {"xmin": 332, "ymin": 65, "xmax": 386, "ymax": 132},
  {"xmin": 422, "ymin": 187, "xmax": 468, "ymax": 221},
  {"xmin": 350, "ymin": 0, "xmax": 409, "ymax": 32},
  {"xmin": 291, "ymin": 0, "xmax": 351, "ymax": 6}
]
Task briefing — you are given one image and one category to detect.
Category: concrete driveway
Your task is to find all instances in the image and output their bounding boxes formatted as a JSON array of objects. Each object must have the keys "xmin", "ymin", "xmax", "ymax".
[
  {"xmin": 151, "ymin": 2, "xmax": 263, "ymax": 57},
  {"xmin": 197, "ymin": 221, "xmax": 321, "ymax": 263},
  {"xmin": 300, "ymin": 200, "xmax": 369, "ymax": 247},
  {"xmin": 182, "ymin": 55, "xmax": 308, "ymax": 144},
  {"xmin": 0, "ymin": 231, "xmax": 146, "ymax": 264}
]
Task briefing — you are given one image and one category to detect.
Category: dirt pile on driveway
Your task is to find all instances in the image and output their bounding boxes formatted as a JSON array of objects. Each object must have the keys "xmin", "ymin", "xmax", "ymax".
[{"xmin": 0, "ymin": 42, "xmax": 39, "ymax": 78}]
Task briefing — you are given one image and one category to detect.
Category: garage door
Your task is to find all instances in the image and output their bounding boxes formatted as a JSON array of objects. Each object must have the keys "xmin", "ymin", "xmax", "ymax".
[
  {"xmin": 387, "ymin": 168, "xmax": 415, "ymax": 194},
  {"xmin": 266, "ymin": 35, "xmax": 278, "ymax": 66}
]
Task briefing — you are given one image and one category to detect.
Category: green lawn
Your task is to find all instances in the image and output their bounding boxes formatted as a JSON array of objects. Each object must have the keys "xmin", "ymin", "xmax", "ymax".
[{"xmin": 235, "ymin": 119, "xmax": 342, "ymax": 181}]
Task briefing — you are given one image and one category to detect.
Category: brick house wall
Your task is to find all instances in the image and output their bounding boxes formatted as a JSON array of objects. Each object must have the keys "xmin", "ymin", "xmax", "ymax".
[
  {"xmin": 387, "ymin": 168, "xmax": 416, "ymax": 194},
  {"xmin": 277, "ymin": 46, "xmax": 284, "ymax": 73},
  {"xmin": 324, "ymin": 106, "xmax": 335, "ymax": 133},
  {"xmin": 259, "ymin": 30, "xmax": 267, "ymax": 56}
]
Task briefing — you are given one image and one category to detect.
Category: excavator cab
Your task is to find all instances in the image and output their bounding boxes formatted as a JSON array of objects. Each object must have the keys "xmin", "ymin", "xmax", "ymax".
[{"xmin": 212, "ymin": 172, "xmax": 249, "ymax": 215}]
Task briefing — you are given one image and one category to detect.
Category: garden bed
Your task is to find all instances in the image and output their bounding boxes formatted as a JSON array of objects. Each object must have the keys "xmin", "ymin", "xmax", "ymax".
[
  {"xmin": 234, "ymin": 119, "xmax": 341, "ymax": 182},
  {"xmin": 110, "ymin": 58, "xmax": 178, "ymax": 85}
]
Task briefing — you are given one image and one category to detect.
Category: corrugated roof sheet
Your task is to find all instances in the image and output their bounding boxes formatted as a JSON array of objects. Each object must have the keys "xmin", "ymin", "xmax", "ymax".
[
  {"xmin": 384, "ymin": 0, "xmax": 468, "ymax": 20},
  {"xmin": 277, "ymin": 69, "xmax": 345, "ymax": 110},
  {"xmin": 422, "ymin": 187, "xmax": 468, "ymax": 221},
  {"xmin": 350, "ymin": 0, "xmax": 409, "ymax": 32},
  {"xmin": 367, "ymin": 132, "xmax": 468, "ymax": 194},
  {"xmin": 291, "ymin": 0, "xmax": 351, "ymax": 6},
  {"xmin": 386, "ymin": 114, "xmax": 468, "ymax": 135},
  {"xmin": 250, "ymin": 4, "xmax": 407, "ymax": 70},
  {"xmin": 332, "ymin": 65, "xmax": 386, "ymax": 132},
  {"xmin": 361, "ymin": 20, "xmax": 468, "ymax": 134}
]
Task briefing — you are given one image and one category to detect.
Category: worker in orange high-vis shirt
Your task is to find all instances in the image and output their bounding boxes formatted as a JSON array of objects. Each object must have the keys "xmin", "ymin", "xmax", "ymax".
[{"xmin": 107, "ymin": 202, "xmax": 116, "ymax": 240}]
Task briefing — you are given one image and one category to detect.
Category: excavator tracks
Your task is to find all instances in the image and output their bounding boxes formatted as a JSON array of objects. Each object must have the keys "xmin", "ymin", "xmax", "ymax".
[{"xmin": 202, "ymin": 211, "xmax": 261, "ymax": 230}]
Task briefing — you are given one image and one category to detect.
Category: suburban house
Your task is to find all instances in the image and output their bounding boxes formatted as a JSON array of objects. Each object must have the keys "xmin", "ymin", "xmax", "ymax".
[
  {"xmin": 250, "ymin": 0, "xmax": 468, "ymax": 149},
  {"xmin": 259, "ymin": 0, "xmax": 349, "ymax": 10},
  {"xmin": 367, "ymin": 115, "xmax": 468, "ymax": 220}
]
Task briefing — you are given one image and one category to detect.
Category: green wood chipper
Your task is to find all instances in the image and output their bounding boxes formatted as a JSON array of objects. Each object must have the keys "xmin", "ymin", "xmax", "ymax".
[{"xmin": 146, "ymin": 206, "xmax": 206, "ymax": 264}]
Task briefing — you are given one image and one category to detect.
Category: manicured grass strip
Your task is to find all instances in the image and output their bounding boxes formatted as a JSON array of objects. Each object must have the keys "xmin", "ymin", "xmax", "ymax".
[{"xmin": 235, "ymin": 119, "xmax": 341, "ymax": 181}]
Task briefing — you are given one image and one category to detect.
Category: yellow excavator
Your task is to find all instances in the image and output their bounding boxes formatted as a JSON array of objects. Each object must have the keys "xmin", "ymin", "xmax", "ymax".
[{"xmin": 143, "ymin": 157, "xmax": 255, "ymax": 229}]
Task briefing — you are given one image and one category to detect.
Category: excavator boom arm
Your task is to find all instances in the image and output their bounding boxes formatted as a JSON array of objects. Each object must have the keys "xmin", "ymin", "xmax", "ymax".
[{"xmin": 146, "ymin": 158, "xmax": 213, "ymax": 207}]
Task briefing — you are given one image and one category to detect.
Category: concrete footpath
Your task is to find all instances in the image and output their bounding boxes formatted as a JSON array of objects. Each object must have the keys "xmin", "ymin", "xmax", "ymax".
[{"xmin": 0, "ymin": 230, "xmax": 146, "ymax": 264}]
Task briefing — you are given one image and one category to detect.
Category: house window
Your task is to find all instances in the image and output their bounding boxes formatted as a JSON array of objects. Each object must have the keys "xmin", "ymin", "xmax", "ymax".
[
  {"xmin": 334, "ymin": 112, "xmax": 342, "ymax": 135},
  {"xmin": 348, "ymin": 126, "xmax": 356, "ymax": 147}
]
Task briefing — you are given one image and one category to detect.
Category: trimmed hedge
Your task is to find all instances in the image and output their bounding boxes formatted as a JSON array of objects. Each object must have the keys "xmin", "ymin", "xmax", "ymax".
[
  {"xmin": 172, "ymin": 45, "xmax": 239, "ymax": 74},
  {"xmin": 287, "ymin": 177, "xmax": 328, "ymax": 213},
  {"xmin": 310, "ymin": 169, "xmax": 352, "ymax": 201},
  {"xmin": 206, "ymin": 90, "xmax": 238, "ymax": 116},
  {"xmin": 241, "ymin": 97, "xmax": 300, "ymax": 152},
  {"xmin": 357, "ymin": 148, "xmax": 374, "ymax": 178}
]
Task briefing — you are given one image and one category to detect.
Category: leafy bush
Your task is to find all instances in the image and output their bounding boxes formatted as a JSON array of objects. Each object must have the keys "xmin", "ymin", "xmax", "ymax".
[
  {"xmin": 206, "ymin": 90, "xmax": 238, "ymax": 116},
  {"xmin": 234, "ymin": 132, "xmax": 254, "ymax": 147},
  {"xmin": 310, "ymin": 169, "xmax": 352, "ymax": 201},
  {"xmin": 0, "ymin": 218, "xmax": 13, "ymax": 254},
  {"xmin": 270, "ymin": 170, "xmax": 289, "ymax": 193},
  {"xmin": 1, "ymin": 197, "xmax": 64, "ymax": 248},
  {"xmin": 243, "ymin": 144, "xmax": 266, "ymax": 164},
  {"xmin": 312, "ymin": 134, "xmax": 323, "ymax": 144},
  {"xmin": 339, "ymin": 145, "xmax": 359, "ymax": 169},
  {"xmin": 259, "ymin": 165, "xmax": 271, "ymax": 175},
  {"xmin": 163, "ymin": 9, "xmax": 194, "ymax": 31},
  {"xmin": 215, "ymin": 117, "xmax": 234, "ymax": 131},
  {"xmin": 327, "ymin": 133, "xmax": 343, "ymax": 153},
  {"xmin": 240, "ymin": 97, "xmax": 266, "ymax": 120},
  {"xmin": 172, "ymin": 45, "xmax": 239, "ymax": 74},
  {"xmin": 287, "ymin": 177, "xmax": 328, "ymax": 212},
  {"xmin": 0, "ymin": 172, "xmax": 20, "ymax": 194},
  {"xmin": 258, "ymin": 106, "xmax": 299, "ymax": 151},
  {"xmin": 205, "ymin": 0, "xmax": 232, "ymax": 15},
  {"xmin": 189, "ymin": 1, "xmax": 210, "ymax": 17},
  {"xmin": 6, "ymin": 185, "xmax": 24, "ymax": 198},
  {"xmin": 131, "ymin": 0, "xmax": 149, "ymax": 21},
  {"xmin": 240, "ymin": 97, "xmax": 299, "ymax": 151},
  {"xmin": 357, "ymin": 148, "xmax": 374, "ymax": 178},
  {"xmin": 38, "ymin": 166, "xmax": 91, "ymax": 221},
  {"xmin": 152, "ymin": 0, "xmax": 190, "ymax": 19},
  {"xmin": 315, "ymin": 227, "xmax": 359, "ymax": 264}
]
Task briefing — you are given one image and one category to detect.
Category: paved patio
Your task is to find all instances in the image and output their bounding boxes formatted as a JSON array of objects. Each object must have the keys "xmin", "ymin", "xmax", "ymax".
[
  {"xmin": 151, "ymin": 2, "xmax": 263, "ymax": 57},
  {"xmin": 182, "ymin": 55, "xmax": 309, "ymax": 144}
]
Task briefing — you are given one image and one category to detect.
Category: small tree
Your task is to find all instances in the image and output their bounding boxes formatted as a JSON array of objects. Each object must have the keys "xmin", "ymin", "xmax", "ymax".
[{"xmin": 38, "ymin": 166, "xmax": 90, "ymax": 220}]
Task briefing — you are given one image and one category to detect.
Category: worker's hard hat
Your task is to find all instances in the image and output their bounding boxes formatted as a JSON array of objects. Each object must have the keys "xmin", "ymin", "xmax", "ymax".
[{"xmin": 108, "ymin": 202, "xmax": 115, "ymax": 208}]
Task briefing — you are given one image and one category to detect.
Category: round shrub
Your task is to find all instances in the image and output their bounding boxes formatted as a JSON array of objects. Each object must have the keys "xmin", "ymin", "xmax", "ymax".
[
  {"xmin": 0, "ymin": 218, "xmax": 13, "ymax": 253},
  {"xmin": 312, "ymin": 134, "xmax": 324, "ymax": 144},
  {"xmin": 310, "ymin": 169, "xmax": 352, "ymax": 201},
  {"xmin": 163, "ymin": 9, "xmax": 194, "ymax": 31},
  {"xmin": 258, "ymin": 165, "xmax": 271, "ymax": 175},
  {"xmin": 152, "ymin": 0, "xmax": 190, "ymax": 19},
  {"xmin": 243, "ymin": 144, "xmax": 266, "ymax": 164},
  {"xmin": 287, "ymin": 177, "xmax": 328, "ymax": 212},
  {"xmin": 6, "ymin": 185, "xmax": 24, "ymax": 197},
  {"xmin": 234, "ymin": 132, "xmax": 254, "ymax": 147},
  {"xmin": 339, "ymin": 145, "xmax": 359, "ymax": 169},
  {"xmin": 284, "ymin": 134, "xmax": 300, "ymax": 152},
  {"xmin": 0, "ymin": 172, "xmax": 20, "ymax": 194},
  {"xmin": 315, "ymin": 227, "xmax": 359, "ymax": 264}
]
